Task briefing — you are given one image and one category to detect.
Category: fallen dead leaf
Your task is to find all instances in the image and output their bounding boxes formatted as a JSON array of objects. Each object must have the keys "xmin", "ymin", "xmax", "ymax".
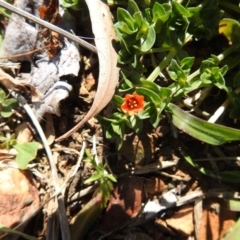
[
  {"xmin": 44, "ymin": 113, "xmax": 55, "ymax": 145},
  {"xmin": 38, "ymin": 0, "xmax": 59, "ymax": 22},
  {"xmin": 98, "ymin": 175, "xmax": 144, "ymax": 233},
  {"xmin": 0, "ymin": 168, "xmax": 39, "ymax": 231},
  {"xmin": 56, "ymin": 0, "xmax": 119, "ymax": 141},
  {"xmin": 155, "ymin": 218, "xmax": 176, "ymax": 236},
  {"xmin": 145, "ymin": 177, "xmax": 166, "ymax": 195},
  {"xmin": 79, "ymin": 82, "xmax": 89, "ymax": 96},
  {"xmin": 198, "ymin": 199, "xmax": 236, "ymax": 240},
  {"xmin": 15, "ymin": 122, "xmax": 33, "ymax": 144},
  {"xmin": 85, "ymin": 72, "xmax": 96, "ymax": 91},
  {"xmin": 166, "ymin": 204, "xmax": 194, "ymax": 236}
]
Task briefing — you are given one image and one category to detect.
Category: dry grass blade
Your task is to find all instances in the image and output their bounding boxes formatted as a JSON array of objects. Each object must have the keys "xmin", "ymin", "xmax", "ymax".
[{"xmin": 56, "ymin": 0, "xmax": 119, "ymax": 141}]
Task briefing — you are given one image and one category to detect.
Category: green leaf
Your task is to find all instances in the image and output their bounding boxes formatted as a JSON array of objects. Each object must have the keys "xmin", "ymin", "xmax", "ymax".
[
  {"xmin": 152, "ymin": 3, "xmax": 165, "ymax": 22},
  {"xmin": 0, "ymin": 133, "xmax": 6, "ymax": 142},
  {"xmin": 138, "ymin": 25, "xmax": 156, "ymax": 52},
  {"xmin": 159, "ymin": 88, "xmax": 172, "ymax": 102},
  {"xmin": 1, "ymin": 134, "xmax": 16, "ymax": 149},
  {"xmin": 168, "ymin": 59, "xmax": 187, "ymax": 87},
  {"xmin": 135, "ymin": 87, "xmax": 161, "ymax": 106},
  {"xmin": 84, "ymin": 171, "xmax": 103, "ymax": 184},
  {"xmin": 105, "ymin": 174, "xmax": 117, "ymax": 182},
  {"xmin": 172, "ymin": 1, "xmax": 191, "ymax": 18},
  {"xmin": 222, "ymin": 217, "xmax": 240, "ymax": 240},
  {"xmin": 105, "ymin": 173, "xmax": 117, "ymax": 182},
  {"xmin": 168, "ymin": 59, "xmax": 184, "ymax": 80},
  {"xmin": 138, "ymin": 80, "xmax": 160, "ymax": 93},
  {"xmin": 1, "ymin": 98, "xmax": 18, "ymax": 118},
  {"xmin": 111, "ymin": 122, "xmax": 125, "ymax": 138},
  {"xmin": 219, "ymin": 18, "xmax": 240, "ymax": 44},
  {"xmin": 180, "ymin": 57, "xmax": 195, "ymax": 74},
  {"xmin": 61, "ymin": 1, "xmax": 76, "ymax": 8},
  {"xmin": 98, "ymin": 114, "xmax": 124, "ymax": 127},
  {"xmin": 150, "ymin": 106, "xmax": 162, "ymax": 128},
  {"xmin": 70, "ymin": 192, "xmax": 104, "ymax": 240},
  {"xmin": 137, "ymin": 102, "xmax": 152, "ymax": 119},
  {"xmin": 227, "ymin": 199, "xmax": 240, "ymax": 212},
  {"xmin": 200, "ymin": 59, "xmax": 216, "ymax": 73},
  {"xmin": 152, "ymin": 2, "xmax": 171, "ymax": 33},
  {"xmin": 128, "ymin": 0, "xmax": 140, "ymax": 16},
  {"xmin": 200, "ymin": 63, "xmax": 228, "ymax": 90},
  {"xmin": 0, "ymin": 3, "xmax": 12, "ymax": 18},
  {"xmin": 129, "ymin": 115, "xmax": 143, "ymax": 133},
  {"xmin": 168, "ymin": 103, "xmax": 240, "ymax": 145},
  {"xmin": 117, "ymin": 49, "xmax": 134, "ymax": 64},
  {"xmin": 112, "ymin": 95, "xmax": 124, "ymax": 108},
  {"xmin": 13, "ymin": 142, "xmax": 39, "ymax": 170},
  {"xmin": 117, "ymin": 8, "xmax": 136, "ymax": 33},
  {"xmin": 134, "ymin": 12, "xmax": 146, "ymax": 31},
  {"xmin": 182, "ymin": 151, "xmax": 240, "ymax": 183},
  {"xmin": 0, "ymin": 223, "xmax": 38, "ymax": 240},
  {"xmin": 0, "ymin": 90, "xmax": 6, "ymax": 103}
]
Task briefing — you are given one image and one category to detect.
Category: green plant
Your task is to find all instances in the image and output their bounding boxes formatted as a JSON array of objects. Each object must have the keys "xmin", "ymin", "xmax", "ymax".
[
  {"xmin": 0, "ymin": 133, "xmax": 39, "ymax": 169},
  {"xmin": 60, "ymin": 0, "xmax": 84, "ymax": 10},
  {"xmin": 0, "ymin": 89, "xmax": 18, "ymax": 118},
  {"xmin": 70, "ymin": 149, "xmax": 117, "ymax": 239},
  {"xmin": 99, "ymin": 0, "xmax": 240, "ymax": 149},
  {"xmin": 0, "ymin": 89, "xmax": 39, "ymax": 169},
  {"xmin": 0, "ymin": 223, "xmax": 38, "ymax": 240},
  {"xmin": 84, "ymin": 149, "xmax": 117, "ymax": 206}
]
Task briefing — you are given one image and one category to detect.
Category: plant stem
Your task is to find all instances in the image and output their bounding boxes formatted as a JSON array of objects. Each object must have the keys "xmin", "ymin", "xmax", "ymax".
[
  {"xmin": 187, "ymin": 69, "xmax": 200, "ymax": 82},
  {"xmin": 217, "ymin": 43, "xmax": 240, "ymax": 62},
  {"xmin": 147, "ymin": 33, "xmax": 192, "ymax": 82},
  {"xmin": 142, "ymin": 47, "xmax": 172, "ymax": 54},
  {"xmin": 147, "ymin": 47, "xmax": 177, "ymax": 82}
]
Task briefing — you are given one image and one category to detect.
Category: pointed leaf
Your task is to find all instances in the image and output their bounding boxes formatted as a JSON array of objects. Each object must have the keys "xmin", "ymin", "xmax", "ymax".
[
  {"xmin": 222, "ymin": 217, "xmax": 240, "ymax": 240},
  {"xmin": 0, "ymin": 223, "xmax": 38, "ymax": 240},
  {"xmin": 168, "ymin": 103, "xmax": 240, "ymax": 145},
  {"xmin": 139, "ymin": 25, "xmax": 156, "ymax": 52},
  {"xmin": 182, "ymin": 151, "xmax": 240, "ymax": 183},
  {"xmin": 136, "ymin": 87, "xmax": 161, "ymax": 105}
]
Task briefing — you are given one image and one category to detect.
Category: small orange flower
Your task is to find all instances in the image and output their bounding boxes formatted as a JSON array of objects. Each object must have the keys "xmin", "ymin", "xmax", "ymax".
[{"xmin": 120, "ymin": 93, "xmax": 144, "ymax": 116}]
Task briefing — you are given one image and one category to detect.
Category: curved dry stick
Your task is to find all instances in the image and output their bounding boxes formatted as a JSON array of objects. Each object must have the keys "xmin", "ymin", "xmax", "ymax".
[{"xmin": 56, "ymin": 0, "xmax": 119, "ymax": 141}]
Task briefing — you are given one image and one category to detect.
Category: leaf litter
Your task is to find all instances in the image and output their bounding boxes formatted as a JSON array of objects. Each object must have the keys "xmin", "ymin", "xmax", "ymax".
[{"xmin": 0, "ymin": 0, "xmax": 239, "ymax": 240}]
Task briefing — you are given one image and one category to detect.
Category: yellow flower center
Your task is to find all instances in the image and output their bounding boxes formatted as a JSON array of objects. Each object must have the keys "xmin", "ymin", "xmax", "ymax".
[{"xmin": 128, "ymin": 99, "xmax": 138, "ymax": 109}]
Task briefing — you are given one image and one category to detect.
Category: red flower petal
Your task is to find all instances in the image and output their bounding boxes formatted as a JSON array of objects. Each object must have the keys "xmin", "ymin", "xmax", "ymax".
[{"xmin": 120, "ymin": 93, "xmax": 144, "ymax": 116}]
